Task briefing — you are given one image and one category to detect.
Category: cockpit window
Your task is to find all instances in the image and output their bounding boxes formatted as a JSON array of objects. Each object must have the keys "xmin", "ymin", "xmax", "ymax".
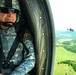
[{"xmin": 49, "ymin": 0, "xmax": 76, "ymax": 75}]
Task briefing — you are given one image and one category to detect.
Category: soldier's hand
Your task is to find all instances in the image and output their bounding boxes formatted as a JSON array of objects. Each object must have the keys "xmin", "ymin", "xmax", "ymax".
[{"xmin": 0, "ymin": 74, "xmax": 3, "ymax": 75}]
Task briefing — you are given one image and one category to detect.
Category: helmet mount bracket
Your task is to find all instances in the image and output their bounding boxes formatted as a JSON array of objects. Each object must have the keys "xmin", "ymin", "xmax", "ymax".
[{"xmin": 5, "ymin": 0, "xmax": 12, "ymax": 8}]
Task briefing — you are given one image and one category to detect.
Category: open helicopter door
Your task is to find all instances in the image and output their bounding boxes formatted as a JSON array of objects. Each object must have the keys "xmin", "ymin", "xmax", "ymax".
[{"xmin": 19, "ymin": 0, "xmax": 55, "ymax": 75}]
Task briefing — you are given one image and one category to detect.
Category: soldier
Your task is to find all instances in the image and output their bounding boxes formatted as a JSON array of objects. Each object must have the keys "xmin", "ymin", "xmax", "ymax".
[{"xmin": 0, "ymin": 0, "xmax": 35, "ymax": 75}]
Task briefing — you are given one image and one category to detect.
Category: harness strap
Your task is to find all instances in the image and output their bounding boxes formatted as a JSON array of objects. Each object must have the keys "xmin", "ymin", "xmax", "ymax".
[
  {"xmin": 0, "ymin": 36, "xmax": 3, "ymax": 63},
  {"xmin": 0, "ymin": 33, "xmax": 20, "ymax": 61},
  {"xmin": 7, "ymin": 34, "xmax": 20, "ymax": 61}
]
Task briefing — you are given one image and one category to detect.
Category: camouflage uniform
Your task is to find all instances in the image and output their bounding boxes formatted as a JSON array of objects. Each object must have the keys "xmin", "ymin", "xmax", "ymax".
[{"xmin": 0, "ymin": 26, "xmax": 35, "ymax": 75}]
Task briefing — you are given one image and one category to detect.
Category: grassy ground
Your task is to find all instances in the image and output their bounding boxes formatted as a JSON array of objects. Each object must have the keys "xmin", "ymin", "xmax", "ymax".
[{"xmin": 54, "ymin": 47, "xmax": 76, "ymax": 75}]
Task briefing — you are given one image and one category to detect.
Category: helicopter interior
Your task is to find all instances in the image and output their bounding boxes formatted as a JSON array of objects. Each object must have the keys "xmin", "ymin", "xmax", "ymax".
[{"xmin": 18, "ymin": 0, "xmax": 55, "ymax": 75}]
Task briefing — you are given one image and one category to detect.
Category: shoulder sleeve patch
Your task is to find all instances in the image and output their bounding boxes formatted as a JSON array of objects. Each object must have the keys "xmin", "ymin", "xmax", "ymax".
[{"xmin": 23, "ymin": 32, "xmax": 32, "ymax": 41}]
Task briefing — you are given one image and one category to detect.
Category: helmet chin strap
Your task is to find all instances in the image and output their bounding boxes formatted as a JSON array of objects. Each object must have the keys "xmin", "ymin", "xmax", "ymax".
[{"xmin": 0, "ymin": 22, "xmax": 15, "ymax": 27}]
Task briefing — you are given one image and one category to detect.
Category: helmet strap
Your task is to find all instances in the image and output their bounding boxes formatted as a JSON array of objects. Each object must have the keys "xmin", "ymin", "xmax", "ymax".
[{"xmin": 0, "ymin": 22, "xmax": 15, "ymax": 28}]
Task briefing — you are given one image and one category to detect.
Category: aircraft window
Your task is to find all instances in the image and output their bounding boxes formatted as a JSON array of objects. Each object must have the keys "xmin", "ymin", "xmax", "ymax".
[{"xmin": 49, "ymin": 0, "xmax": 76, "ymax": 75}]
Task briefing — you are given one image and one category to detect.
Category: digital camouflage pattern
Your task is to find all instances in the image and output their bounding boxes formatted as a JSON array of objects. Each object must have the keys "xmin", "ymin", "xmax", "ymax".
[
  {"xmin": 0, "ymin": 26, "xmax": 35, "ymax": 75},
  {"xmin": 0, "ymin": 0, "xmax": 20, "ymax": 10}
]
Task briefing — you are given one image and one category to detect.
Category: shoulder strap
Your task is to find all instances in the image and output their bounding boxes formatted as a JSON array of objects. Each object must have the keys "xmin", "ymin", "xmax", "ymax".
[
  {"xmin": 0, "ymin": 33, "xmax": 20, "ymax": 61},
  {"xmin": 0, "ymin": 36, "xmax": 3, "ymax": 63},
  {"xmin": 7, "ymin": 34, "xmax": 20, "ymax": 61}
]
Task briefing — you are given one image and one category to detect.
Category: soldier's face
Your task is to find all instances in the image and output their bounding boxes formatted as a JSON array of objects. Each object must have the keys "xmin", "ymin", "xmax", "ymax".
[{"xmin": 0, "ymin": 10, "xmax": 16, "ymax": 23}]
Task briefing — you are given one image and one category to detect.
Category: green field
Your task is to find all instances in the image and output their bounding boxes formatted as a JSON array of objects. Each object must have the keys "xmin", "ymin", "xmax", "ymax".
[{"xmin": 54, "ymin": 47, "xmax": 76, "ymax": 75}]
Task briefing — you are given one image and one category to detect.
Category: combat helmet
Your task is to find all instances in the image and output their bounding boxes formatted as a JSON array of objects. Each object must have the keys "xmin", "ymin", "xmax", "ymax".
[
  {"xmin": 0, "ymin": 0, "xmax": 21, "ymax": 27},
  {"xmin": 0, "ymin": 0, "xmax": 20, "ymax": 12}
]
